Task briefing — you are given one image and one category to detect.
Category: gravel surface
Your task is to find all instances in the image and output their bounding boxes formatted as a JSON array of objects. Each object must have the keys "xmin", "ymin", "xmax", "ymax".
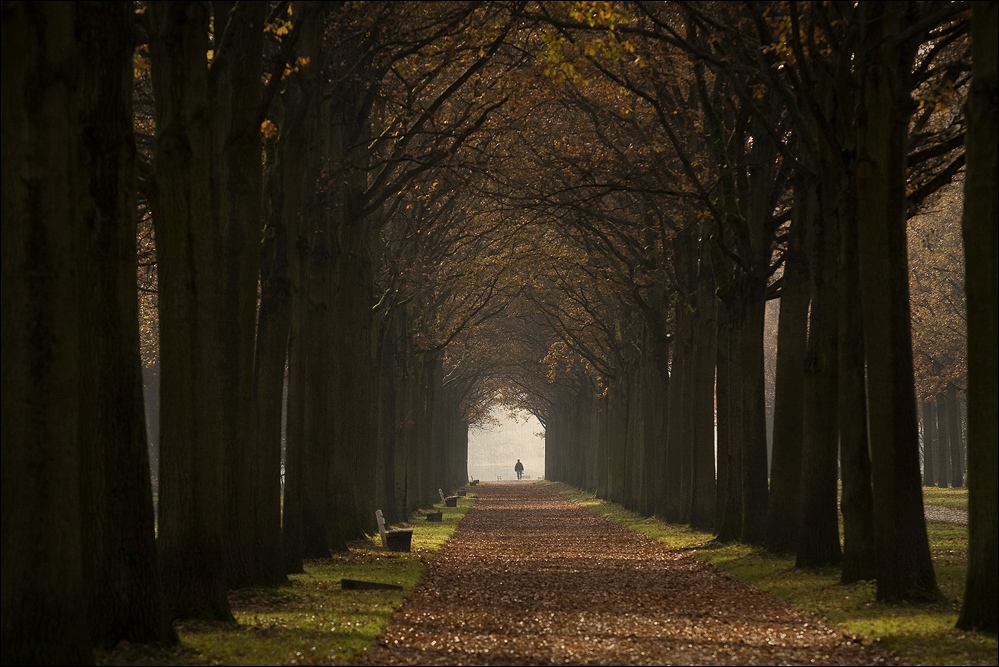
[
  {"xmin": 358, "ymin": 482, "xmax": 904, "ymax": 666},
  {"xmin": 924, "ymin": 505, "xmax": 968, "ymax": 525}
]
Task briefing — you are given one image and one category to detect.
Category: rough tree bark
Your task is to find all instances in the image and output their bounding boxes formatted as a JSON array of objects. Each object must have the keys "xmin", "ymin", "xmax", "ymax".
[
  {"xmin": 664, "ymin": 293, "xmax": 690, "ymax": 523},
  {"xmin": 210, "ymin": 0, "xmax": 267, "ymax": 589},
  {"xmin": 765, "ymin": 174, "xmax": 809, "ymax": 554},
  {"xmin": 148, "ymin": 1, "xmax": 233, "ymax": 621},
  {"xmin": 666, "ymin": 231, "xmax": 694, "ymax": 523},
  {"xmin": 796, "ymin": 171, "xmax": 842, "ymax": 569},
  {"xmin": 1, "ymin": 3, "xmax": 92, "ymax": 663},
  {"xmin": 75, "ymin": 1, "xmax": 176, "ymax": 646},
  {"xmin": 255, "ymin": 2, "xmax": 324, "ymax": 585},
  {"xmin": 835, "ymin": 79, "xmax": 876, "ymax": 582},
  {"xmin": 714, "ymin": 296, "xmax": 743, "ymax": 542},
  {"xmin": 281, "ymin": 3, "xmax": 326, "ymax": 575},
  {"xmin": 935, "ymin": 391, "xmax": 952, "ymax": 487},
  {"xmin": 945, "ymin": 383, "xmax": 964, "ymax": 488},
  {"xmin": 855, "ymin": 1, "xmax": 938, "ymax": 602},
  {"xmin": 921, "ymin": 399, "xmax": 937, "ymax": 486},
  {"xmin": 689, "ymin": 239, "xmax": 718, "ymax": 531},
  {"xmin": 957, "ymin": 0, "xmax": 997, "ymax": 634}
]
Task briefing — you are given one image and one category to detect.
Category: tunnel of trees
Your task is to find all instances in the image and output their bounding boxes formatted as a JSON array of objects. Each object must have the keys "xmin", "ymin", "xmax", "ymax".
[{"xmin": 2, "ymin": 1, "xmax": 996, "ymax": 664}]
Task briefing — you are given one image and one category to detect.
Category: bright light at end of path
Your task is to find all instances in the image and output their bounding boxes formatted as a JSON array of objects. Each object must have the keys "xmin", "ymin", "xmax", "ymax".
[{"xmin": 467, "ymin": 406, "xmax": 544, "ymax": 481}]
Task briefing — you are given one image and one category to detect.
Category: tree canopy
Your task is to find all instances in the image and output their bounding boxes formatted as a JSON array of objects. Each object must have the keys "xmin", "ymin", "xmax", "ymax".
[{"xmin": 1, "ymin": 2, "xmax": 994, "ymax": 663}]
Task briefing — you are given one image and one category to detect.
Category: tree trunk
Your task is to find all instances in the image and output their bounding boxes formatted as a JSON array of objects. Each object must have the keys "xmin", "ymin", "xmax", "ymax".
[
  {"xmin": 281, "ymin": 5, "xmax": 324, "ymax": 573},
  {"xmin": 401, "ymin": 349, "xmax": 425, "ymax": 515},
  {"xmin": 253, "ymin": 2, "xmax": 322, "ymax": 584},
  {"xmin": 739, "ymin": 282, "xmax": 769, "ymax": 545},
  {"xmin": 411, "ymin": 352, "xmax": 437, "ymax": 510},
  {"xmin": 1, "ymin": 4, "xmax": 93, "ymax": 662},
  {"xmin": 642, "ymin": 302, "xmax": 671, "ymax": 518},
  {"xmin": 737, "ymin": 112, "xmax": 779, "ymax": 546},
  {"xmin": 397, "ymin": 330, "xmax": 420, "ymax": 519},
  {"xmin": 626, "ymin": 359, "xmax": 644, "ymax": 512},
  {"xmin": 252, "ymin": 134, "xmax": 292, "ymax": 583},
  {"xmin": 75, "ymin": 1, "xmax": 176, "ymax": 646},
  {"xmin": 957, "ymin": 0, "xmax": 998, "ymax": 633},
  {"xmin": 797, "ymin": 173, "xmax": 841, "ymax": 568},
  {"xmin": 210, "ymin": 0, "xmax": 266, "ymax": 589},
  {"xmin": 838, "ymin": 182, "xmax": 876, "ymax": 584},
  {"xmin": 715, "ymin": 298, "xmax": 743, "ymax": 542},
  {"xmin": 606, "ymin": 379, "xmax": 630, "ymax": 507},
  {"xmin": 640, "ymin": 334, "xmax": 668, "ymax": 518},
  {"xmin": 325, "ymin": 53, "xmax": 376, "ymax": 542},
  {"xmin": 330, "ymin": 216, "xmax": 376, "ymax": 542},
  {"xmin": 689, "ymin": 247, "xmax": 718, "ymax": 530},
  {"xmin": 300, "ymin": 212, "xmax": 337, "ymax": 554},
  {"xmin": 935, "ymin": 391, "xmax": 951, "ymax": 487},
  {"xmin": 665, "ymin": 231, "xmax": 694, "ymax": 522},
  {"xmin": 430, "ymin": 353, "xmax": 450, "ymax": 496},
  {"xmin": 664, "ymin": 302, "xmax": 689, "ymax": 523},
  {"xmin": 584, "ymin": 388, "xmax": 602, "ymax": 493},
  {"xmin": 374, "ymin": 312, "xmax": 400, "ymax": 522},
  {"xmin": 921, "ymin": 399, "xmax": 937, "ymax": 486},
  {"xmin": 282, "ymin": 185, "xmax": 308, "ymax": 571},
  {"xmin": 855, "ymin": 1, "xmax": 938, "ymax": 602},
  {"xmin": 765, "ymin": 176, "xmax": 810, "ymax": 553},
  {"xmin": 148, "ymin": 1, "xmax": 233, "ymax": 622},
  {"xmin": 945, "ymin": 384, "xmax": 964, "ymax": 488}
]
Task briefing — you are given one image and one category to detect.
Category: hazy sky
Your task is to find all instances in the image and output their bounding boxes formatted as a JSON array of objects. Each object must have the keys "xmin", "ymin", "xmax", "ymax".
[{"xmin": 467, "ymin": 406, "xmax": 545, "ymax": 482}]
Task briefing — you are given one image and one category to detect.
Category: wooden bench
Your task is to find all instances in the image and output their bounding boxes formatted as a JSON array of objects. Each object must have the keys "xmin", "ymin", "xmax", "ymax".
[
  {"xmin": 439, "ymin": 488, "xmax": 458, "ymax": 508},
  {"xmin": 375, "ymin": 509, "xmax": 413, "ymax": 552}
]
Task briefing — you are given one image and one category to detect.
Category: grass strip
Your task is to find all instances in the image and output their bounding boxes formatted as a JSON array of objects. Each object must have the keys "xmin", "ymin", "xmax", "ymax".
[
  {"xmin": 95, "ymin": 494, "xmax": 476, "ymax": 666},
  {"xmin": 922, "ymin": 486, "xmax": 970, "ymax": 512},
  {"xmin": 551, "ymin": 481, "xmax": 996, "ymax": 667}
]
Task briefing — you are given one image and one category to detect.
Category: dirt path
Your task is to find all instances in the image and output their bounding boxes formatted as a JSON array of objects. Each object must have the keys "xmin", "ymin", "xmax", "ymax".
[
  {"xmin": 357, "ymin": 482, "xmax": 902, "ymax": 666},
  {"xmin": 924, "ymin": 505, "xmax": 968, "ymax": 525}
]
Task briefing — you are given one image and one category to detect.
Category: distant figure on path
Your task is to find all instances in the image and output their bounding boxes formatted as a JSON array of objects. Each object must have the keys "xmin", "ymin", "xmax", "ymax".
[{"xmin": 515, "ymin": 459, "xmax": 524, "ymax": 480}]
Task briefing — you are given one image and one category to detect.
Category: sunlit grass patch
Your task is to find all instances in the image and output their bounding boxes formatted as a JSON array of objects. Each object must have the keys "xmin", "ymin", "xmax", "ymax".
[
  {"xmin": 178, "ymin": 553, "xmax": 419, "ymax": 666},
  {"xmin": 551, "ymin": 482, "xmax": 997, "ymax": 667},
  {"xmin": 95, "ymin": 493, "xmax": 476, "ymax": 666},
  {"xmin": 922, "ymin": 486, "xmax": 969, "ymax": 512}
]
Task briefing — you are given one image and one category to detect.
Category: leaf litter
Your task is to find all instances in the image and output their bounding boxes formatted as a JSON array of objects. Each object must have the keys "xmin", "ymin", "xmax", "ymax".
[{"xmin": 356, "ymin": 482, "xmax": 904, "ymax": 666}]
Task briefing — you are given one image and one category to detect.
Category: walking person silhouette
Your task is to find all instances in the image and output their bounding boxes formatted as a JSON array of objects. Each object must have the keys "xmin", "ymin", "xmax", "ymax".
[{"xmin": 514, "ymin": 459, "xmax": 524, "ymax": 480}]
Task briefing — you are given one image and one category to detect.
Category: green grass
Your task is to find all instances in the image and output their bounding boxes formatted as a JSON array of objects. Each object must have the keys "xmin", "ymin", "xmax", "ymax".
[
  {"xmin": 551, "ymin": 482, "xmax": 996, "ymax": 667},
  {"xmin": 95, "ymin": 495, "xmax": 475, "ymax": 666},
  {"xmin": 98, "ymin": 484, "xmax": 989, "ymax": 666},
  {"xmin": 922, "ymin": 486, "xmax": 969, "ymax": 512}
]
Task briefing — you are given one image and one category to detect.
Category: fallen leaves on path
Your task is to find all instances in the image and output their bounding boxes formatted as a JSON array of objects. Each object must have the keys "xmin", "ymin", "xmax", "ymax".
[
  {"xmin": 357, "ymin": 482, "xmax": 904, "ymax": 666},
  {"xmin": 924, "ymin": 505, "xmax": 968, "ymax": 525}
]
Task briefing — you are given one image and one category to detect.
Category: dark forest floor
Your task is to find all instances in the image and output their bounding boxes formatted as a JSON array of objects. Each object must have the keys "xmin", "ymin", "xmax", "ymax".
[{"xmin": 355, "ymin": 482, "xmax": 904, "ymax": 666}]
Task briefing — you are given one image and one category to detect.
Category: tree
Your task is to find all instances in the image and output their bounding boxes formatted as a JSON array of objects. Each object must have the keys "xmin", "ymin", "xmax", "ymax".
[
  {"xmin": 855, "ymin": 1, "xmax": 940, "ymax": 602},
  {"xmin": 277, "ymin": 2, "xmax": 526, "ymax": 551},
  {"xmin": 210, "ymin": 0, "xmax": 268, "ymax": 589},
  {"xmin": 75, "ymin": 0, "xmax": 176, "ymax": 646},
  {"xmin": 1, "ymin": 3, "xmax": 93, "ymax": 663},
  {"xmin": 736, "ymin": 0, "xmax": 968, "ymax": 582},
  {"xmin": 766, "ymin": 175, "xmax": 808, "ymax": 554},
  {"xmin": 956, "ymin": 0, "xmax": 997, "ymax": 635},
  {"xmin": 148, "ymin": 0, "xmax": 233, "ymax": 621},
  {"xmin": 256, "ymin": 0, "xmax": 325, "ymax": 579}
]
